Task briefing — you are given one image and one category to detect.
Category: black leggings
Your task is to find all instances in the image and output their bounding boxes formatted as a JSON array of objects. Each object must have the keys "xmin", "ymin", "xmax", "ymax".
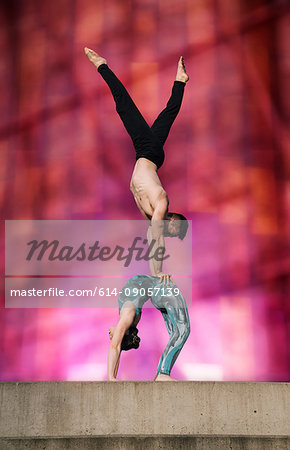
[{"xmin": 98, "ymin": 64, "xmax": 185, "ymax": 169}]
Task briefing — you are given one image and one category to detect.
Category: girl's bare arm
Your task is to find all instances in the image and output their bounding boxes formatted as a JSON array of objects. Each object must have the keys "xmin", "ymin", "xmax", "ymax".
[{"xmin": 107, "ymin": 307, "xmax": 135, "ymax": 380}]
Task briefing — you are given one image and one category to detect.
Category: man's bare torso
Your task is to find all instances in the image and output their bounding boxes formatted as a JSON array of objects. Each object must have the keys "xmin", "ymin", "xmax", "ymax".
[{"xmin": 130, "ymin": 158, "xmax": 167, "ymax": 221}]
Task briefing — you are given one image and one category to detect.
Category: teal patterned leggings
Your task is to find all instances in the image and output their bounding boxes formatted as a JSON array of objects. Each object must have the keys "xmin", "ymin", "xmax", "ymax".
[{"xmin": 118, "ymin": 275, "xmax": 190, "ymax": 376}]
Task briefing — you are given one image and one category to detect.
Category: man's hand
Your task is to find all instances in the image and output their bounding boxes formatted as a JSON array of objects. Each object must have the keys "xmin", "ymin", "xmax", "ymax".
[{"xmin": 156, "ymin": 272, "xmax": 172, "ymax": 287}]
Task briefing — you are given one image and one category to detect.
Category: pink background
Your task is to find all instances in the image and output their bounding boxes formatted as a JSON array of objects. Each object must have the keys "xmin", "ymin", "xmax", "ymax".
[{"xmin": 1, "ymin": 0, "xmax": 290, "ymax": 381}]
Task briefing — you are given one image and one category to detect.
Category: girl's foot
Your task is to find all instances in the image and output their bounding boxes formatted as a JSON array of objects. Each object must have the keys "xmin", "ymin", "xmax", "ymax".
[{"xmin": 155, "ymin": 374, "xmax": 176, "ymax": 381}]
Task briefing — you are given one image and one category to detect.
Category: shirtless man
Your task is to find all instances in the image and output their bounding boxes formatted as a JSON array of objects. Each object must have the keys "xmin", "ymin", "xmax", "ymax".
[{"xmin": 85, "ymin": 48, "xmax": 189, "ymax": 283}]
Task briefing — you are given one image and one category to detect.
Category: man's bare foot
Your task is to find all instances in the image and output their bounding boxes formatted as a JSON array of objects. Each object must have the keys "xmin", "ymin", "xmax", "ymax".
[
  {"xmin": 176, "ymin": 56, "xmax": 189, "ymax": 83},
  {"xmin": 155, "ymin": 374, "xmax": 176, "ymax": 381},
  {"xmin": 84, "ymin": 47, "xmax": 107, "ymax": 69}
]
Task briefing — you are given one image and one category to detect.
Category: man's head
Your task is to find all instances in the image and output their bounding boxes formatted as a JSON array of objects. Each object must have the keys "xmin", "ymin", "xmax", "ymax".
[{"xmin": 165, "ymin": 213, "xmax": 188, "ymax": 240}]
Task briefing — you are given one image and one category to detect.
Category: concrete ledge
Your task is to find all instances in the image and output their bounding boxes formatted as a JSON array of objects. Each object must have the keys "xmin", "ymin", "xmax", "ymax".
[
  {"xmin": 1, "ymin": 437, "xmax": 290, "ymax": 450},
  {"xmin": 1, "ymin": 382, "xmax": 289, "ymax": 438}
]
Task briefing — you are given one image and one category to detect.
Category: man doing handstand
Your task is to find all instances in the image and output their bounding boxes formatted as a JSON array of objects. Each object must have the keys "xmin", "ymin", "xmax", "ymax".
[{"xmin": 85, "ymin": 48, "xmax": 189, "ymax": 283}]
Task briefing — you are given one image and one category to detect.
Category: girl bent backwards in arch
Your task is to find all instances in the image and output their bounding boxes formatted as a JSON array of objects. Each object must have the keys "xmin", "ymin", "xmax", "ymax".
[{"xmin": 108, "ymin": 275, "xmax": 190, "ymax": 381}]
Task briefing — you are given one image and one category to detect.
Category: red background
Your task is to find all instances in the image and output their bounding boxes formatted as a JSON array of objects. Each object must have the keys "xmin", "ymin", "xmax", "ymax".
[{"xmin": 0, "ymin": 0, "xmax": 290, "ymax": 381}]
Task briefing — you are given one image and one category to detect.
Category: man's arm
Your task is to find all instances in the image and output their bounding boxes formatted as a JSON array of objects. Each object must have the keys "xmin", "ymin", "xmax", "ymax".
[
  {"xmin": 107, "ymin": 307, "xmax": 135, "ymax": 380},
  {"xmin": 147, "ymin": 224, "xmax": 164, "ymax": 276},
  {"xmin": 148, "ymin": 193, "xmax": 172, "ymax": 285}
]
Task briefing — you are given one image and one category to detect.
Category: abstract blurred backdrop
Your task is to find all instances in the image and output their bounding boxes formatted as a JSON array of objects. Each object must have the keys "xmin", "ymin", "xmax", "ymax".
[{"xmin": 0, "ymin": 0, "xmax": 289, "ymax": 381}]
